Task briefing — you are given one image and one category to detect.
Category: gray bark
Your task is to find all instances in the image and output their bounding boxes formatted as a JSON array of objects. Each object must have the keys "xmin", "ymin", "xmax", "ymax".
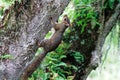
[{"xmin": 0, "ymin": 0, "xmax": 70, "ymax": 80}]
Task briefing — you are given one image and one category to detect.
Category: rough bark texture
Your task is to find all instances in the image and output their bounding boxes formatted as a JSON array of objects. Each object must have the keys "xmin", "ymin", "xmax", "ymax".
[{"xmin": 0, "ymin": 0, "xmax": 70, "ymax": 80}]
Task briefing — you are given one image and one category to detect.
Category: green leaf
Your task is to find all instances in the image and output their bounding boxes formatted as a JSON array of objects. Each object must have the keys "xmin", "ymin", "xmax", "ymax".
[
  {"xmin": 109, "ymin": 0, "xmax": 115, "ymax": 9},
  {"xmin": 57, "ymin": 62, "xmax": 67, "ymax": 67},
  {"xmin": 55, "ymin": 75, "xmax": 66, "ymax": 80},
  {"xmin": 81, "ymin": 24, "xmax": 87, "ymax": 33},
  {"xmin": 43, "ymin": 73, "xmax": 50, "ymax": 80},
  {"xmin": 0, "ymin": 54, "xmax": 13, "ymax": 59},
  {"xmin": 71, "ymin": 65, "xmax": 78, "ymax": 71},
  {"xmin": 59, "ymin": 55, "xmax": 66, "ymax": 59}
]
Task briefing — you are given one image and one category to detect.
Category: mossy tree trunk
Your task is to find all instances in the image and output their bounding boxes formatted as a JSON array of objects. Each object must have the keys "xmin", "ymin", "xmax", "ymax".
[{"xmin": 0, "ymin": 0, "xmax": 70, "ymax": 80}]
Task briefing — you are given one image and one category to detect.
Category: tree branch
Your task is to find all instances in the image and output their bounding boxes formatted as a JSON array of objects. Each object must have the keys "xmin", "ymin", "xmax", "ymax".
[{"xmin": 84, "ymin": 3, "xmax": 120, "ymax": 80}]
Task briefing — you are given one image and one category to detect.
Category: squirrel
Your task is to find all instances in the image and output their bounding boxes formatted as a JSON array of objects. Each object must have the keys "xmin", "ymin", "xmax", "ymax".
[
  {"xmin": 19, "ymin": 15, "xmax": 70, "ymax": 80},
  {"xmin": 38, "ymin": 14, "xmax": 70, "ymax": 52}
]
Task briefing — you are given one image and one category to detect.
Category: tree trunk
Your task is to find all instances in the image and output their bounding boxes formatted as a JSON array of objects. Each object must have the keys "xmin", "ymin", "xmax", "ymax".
[
  {"xmin": 79, "ymin": 2, "xmax": 120, "ymax": 80},
  {"xmin": 73, "ymin": 1, "xmax": 120, "ymax": 80},
  {"xmin": 0, "ymin": 0, "xmax": 70, "ymax": 80}
]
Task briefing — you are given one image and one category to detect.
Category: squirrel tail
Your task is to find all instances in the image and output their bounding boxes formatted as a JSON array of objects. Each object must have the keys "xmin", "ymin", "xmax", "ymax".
[{"xmin": 19, "ymin": 51, "xmax": 47, "ymax": 80}]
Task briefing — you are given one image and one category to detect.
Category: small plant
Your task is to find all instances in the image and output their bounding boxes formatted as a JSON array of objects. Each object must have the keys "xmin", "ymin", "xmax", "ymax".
[{"xmin": 0, "ymin": 54, "xmax": 13, "ymax": 59}]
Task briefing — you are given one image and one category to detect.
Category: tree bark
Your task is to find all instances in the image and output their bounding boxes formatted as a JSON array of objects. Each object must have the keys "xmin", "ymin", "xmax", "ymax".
[{"xmin": 0, "ymin": 0, "xmax": 70, "ymax": 80}]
